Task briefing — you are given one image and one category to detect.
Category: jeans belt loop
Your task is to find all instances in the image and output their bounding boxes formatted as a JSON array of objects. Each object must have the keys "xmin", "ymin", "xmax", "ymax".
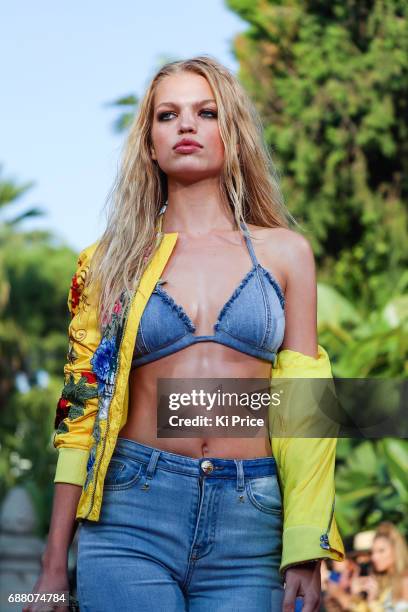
[
  {"xmin": 234, "ymin": 459, "xmax": 245, "ymax": 492},
  {"xmin": 146, "ymin": 449, "xmax": 161, "ymax": 481}
]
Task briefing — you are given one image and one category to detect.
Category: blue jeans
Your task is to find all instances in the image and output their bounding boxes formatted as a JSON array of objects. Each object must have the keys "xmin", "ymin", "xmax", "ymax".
[{"xmin": 77, "ymin": 437, "xmax": 284, "ymax": 611}]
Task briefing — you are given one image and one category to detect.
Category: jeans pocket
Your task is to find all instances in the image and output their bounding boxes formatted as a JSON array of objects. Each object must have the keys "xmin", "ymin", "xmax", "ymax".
[
  {"xmin": 246, "ymin": 474, "xmax": 282, "ymax": 515},
  {"xmin": 104, "ymin": 455, "xmax": 144, "ymax": 490}
]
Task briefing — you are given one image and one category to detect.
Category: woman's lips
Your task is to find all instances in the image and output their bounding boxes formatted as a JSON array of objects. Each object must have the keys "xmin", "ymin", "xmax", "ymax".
[{"xmin": 174, "ymin": 144, "xmax": 202, "ymax": 153}]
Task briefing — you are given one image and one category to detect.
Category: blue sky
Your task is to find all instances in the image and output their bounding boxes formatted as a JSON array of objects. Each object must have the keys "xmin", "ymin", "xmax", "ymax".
[{"xmin": 1, "ymin": 2, "xmax": 246, "ymax": 252}]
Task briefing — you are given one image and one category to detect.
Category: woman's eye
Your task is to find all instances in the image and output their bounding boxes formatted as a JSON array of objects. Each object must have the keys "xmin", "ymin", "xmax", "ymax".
[
  {"xmin": 157, "ymin": 109, "xmax": 218, "ymax": 121},
  {"xmin": 200, "ymin": 109, "xmax": 218, "ymax": 118},
  {"xmin": 157, "ymin": 111, "xmax": 174, "ymax": 121}
]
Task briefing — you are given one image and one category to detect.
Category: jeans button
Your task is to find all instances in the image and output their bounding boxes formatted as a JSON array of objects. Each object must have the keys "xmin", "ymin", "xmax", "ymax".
[{"xmin": 201, "ymin": 460, "xmax": 214, "ymax": 474}]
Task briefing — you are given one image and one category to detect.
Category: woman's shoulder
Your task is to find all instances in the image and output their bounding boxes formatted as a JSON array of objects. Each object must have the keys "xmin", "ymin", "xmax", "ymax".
[
  {"xmin": 78, "ymin": 240, "xmax": 100, "ymax": 263},
  {"xmin": 247, "ymin": 224, "xmax": 313, "ymax": 255},
  {"xmin": 247, "ymin": 224, "xmax": 315, "ymax": 281}
]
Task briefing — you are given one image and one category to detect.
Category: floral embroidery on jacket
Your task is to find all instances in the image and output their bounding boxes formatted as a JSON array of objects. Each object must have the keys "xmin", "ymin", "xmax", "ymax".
[
  {"xmin": 83, "ymin": 290, "xmax": 131, "ymax": 491},
  {"xmin": 54, "ymin": 371, "xmax": 98, "ymax": 431},
  {"xmin": 69, "ymin": 274, "xmax": 82, "ymax": 314},
  {"xmin": 67, "ymin": 343, "xmax": 79, "ymax": 365},
  {"xmin": 68, "ymin": 254, "xmax": 89, "ymax": 318},
  {"xmin": 62, "ymin": 372, "xmax": 98, "ymax": 406},
  {"xmin": 90, "ymin": 338, "xmax": 117, "ymax": 396},
  {"xmin": 54, "ymin": 398, "xmax": 70, "ymax": 430}
]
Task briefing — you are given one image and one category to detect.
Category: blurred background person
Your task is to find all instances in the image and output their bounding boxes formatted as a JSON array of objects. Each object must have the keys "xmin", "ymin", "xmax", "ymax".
[{"xmin": 324, "ymin": 523, "xmax": 408, "ymax": 611}]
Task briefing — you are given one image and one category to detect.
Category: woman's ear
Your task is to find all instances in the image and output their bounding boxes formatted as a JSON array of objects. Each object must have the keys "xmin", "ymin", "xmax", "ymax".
[{"xmin": 151, "ymin": 146, "xmax": 157, "ymax": 161}]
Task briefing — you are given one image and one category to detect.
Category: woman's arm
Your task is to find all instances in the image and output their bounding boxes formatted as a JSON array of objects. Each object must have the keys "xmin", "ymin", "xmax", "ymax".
[
  {"xmin": 269, "ymin": 232, "xmax": 345, "ymax": 611},
  {"xmin": 278, "ymin": 230, "xmax": 318, "ymax": 359},
  {"xmin": 53, "ymin": 244, "xmax": 101, "ymax": 487},
  {"xmin": 24, "ymin": 246, "xmax": 100, "ymax": 611},
  {"xmin": 23, "ymin": 484, "xmax": 82, "ymax": 612},
  {"xmin": 41, "ymin": 484, "xmax": 83, "ymax": 571}
]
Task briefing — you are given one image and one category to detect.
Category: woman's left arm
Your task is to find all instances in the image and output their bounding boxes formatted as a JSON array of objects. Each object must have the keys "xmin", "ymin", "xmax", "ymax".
[
  {"xmin": 278, "ymin": 230, "xmax": 319, "ymax": 359},
  {"xmin": 268, "ymin": 231, "xmax": 345, "ymax": 611}
]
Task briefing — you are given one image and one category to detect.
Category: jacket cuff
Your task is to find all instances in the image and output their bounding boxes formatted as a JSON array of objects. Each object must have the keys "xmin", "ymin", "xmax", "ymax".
[
  {"xmin": 280, "ymin": 525, "xmax": 344, "ymax": 574},
  {"xmin": 54, "ymin": 447, "xmax": 89, "ymax": 486}
]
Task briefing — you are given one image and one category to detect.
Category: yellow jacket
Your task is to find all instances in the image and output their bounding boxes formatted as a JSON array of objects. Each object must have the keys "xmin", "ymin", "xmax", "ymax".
[{"xmin": 53, "ymin": 234, "xmax": 345, "ymax": 574}]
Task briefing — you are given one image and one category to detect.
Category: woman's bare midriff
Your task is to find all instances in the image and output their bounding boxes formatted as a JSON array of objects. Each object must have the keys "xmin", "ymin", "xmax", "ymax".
[
  {"xmin": 119, "ymin": 342, "xmax": 274, "ymax": 459},
  {"xmin": 118, "ymin": 225, "xmax": 286, "ymax": 460}
]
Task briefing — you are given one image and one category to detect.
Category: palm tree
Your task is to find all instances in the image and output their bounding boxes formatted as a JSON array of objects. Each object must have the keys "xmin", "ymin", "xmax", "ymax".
[
  {"xmin": 0, "ymin": 163, "xmax": 45, "ymax": 227},
  {"xmin": 0, "ymin": 164, "xmax": 46, "ymax": 404}
]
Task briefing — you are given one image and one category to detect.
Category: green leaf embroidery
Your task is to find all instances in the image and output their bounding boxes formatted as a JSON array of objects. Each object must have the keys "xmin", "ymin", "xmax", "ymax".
[
  {"xmin": 68, "ymin": 405, "xmax": 85, "ymax": 420},
  {"xmin": 56, "ymin": 421, "xmax": 69, "ymax": 434},
  {"xmin": 62, "ymin": 373, "xmax": 98, "ymax": 406}
]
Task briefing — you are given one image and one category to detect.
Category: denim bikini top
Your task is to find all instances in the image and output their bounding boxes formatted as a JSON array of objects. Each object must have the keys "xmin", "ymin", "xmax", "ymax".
[{"xmin": 131, "ymin": 207, "xmax": 285, "ymax": 368}]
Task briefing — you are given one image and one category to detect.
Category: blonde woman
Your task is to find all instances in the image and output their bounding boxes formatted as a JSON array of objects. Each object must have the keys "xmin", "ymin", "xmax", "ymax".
[
  {"xmin": 349, "ymin": 522, "xmax": 408, "ymax": 611},
  {"xmin": 26, "ymin": 56, "xmax": 344, "ymax": 612}
]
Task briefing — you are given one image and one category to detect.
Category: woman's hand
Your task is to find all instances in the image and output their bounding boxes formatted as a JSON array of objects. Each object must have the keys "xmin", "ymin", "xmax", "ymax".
[
  {"xmin": 22, "ymin": 568, "xmax": 70, "ymax": 612},
  {"xmin": 283, "ymin": 560, "xmax": 322, "ymax": 612}
]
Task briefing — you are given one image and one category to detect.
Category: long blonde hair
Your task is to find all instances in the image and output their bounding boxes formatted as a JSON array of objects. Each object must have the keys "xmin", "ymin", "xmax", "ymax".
[
  {"xmin": 373, "ymin": 521, "xmax": 408, "ymax": 602},
  {"xmin": 86, "ymin": 55, "xmax": 296, "ymax": 330}
]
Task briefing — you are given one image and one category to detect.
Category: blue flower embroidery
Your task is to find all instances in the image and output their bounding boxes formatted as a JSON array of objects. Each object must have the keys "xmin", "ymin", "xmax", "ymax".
[
  {"xmin": 90, "ymin": 337, "xmax": 117, "ymax": 394},
  {"xmin": 84, "ymin": 292, "xmax": 130, "ymax": 496},
  {"xmin": 87, "ymin": 446, "xmax": 96, "ymax": 473}
]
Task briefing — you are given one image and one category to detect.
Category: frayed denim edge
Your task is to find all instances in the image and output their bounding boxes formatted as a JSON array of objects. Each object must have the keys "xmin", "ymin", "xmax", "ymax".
[
  {"xmin": 259, "ymin": 267, "xmax": 286, "ymax": 310},
  {"xmin": 214, "ymin": 265, "xmax": 258, "ymax": 330},
  {"xmin": 155, "ymin": 285, "xmax": 196, "ymax": 332}
]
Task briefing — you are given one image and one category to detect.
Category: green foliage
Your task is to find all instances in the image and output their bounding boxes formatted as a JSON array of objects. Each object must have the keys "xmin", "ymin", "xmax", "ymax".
[
  {"xmin": 105, "ymin": 94, "xmax": 139, "ymax": 133},
  {"xmin": 0, "ymin": 174, "xmax": 78, "ymax": 535},
  {"xmin": 335, "ymin": 439, "xmax": 408, "ymax": 537},
  {"xmin": 0, "ymin": 226, "xmax": 78, "ymax": 390},
  {"xmin": 0, "ymin": 385, "xmax": 59, "ymax": 535},
  {"xmin": 2, "ymin": 232, "xmax": 74, "ymax": 333},
  {"xmin": 0, "ymin": 164, "xmax": 46, "ymax": 226},
  {"xmin": 317, "ymin": 283, "xmax": 408, "ymax": 376}
]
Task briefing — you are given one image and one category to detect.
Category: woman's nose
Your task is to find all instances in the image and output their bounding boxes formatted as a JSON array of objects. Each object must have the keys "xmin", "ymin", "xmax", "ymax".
[{"xmin": 178, "ymin": 112, "xmax": 197, "ymax": 133}]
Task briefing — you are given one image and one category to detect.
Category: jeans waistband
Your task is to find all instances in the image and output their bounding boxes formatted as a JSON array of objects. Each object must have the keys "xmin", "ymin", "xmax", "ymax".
[{"xmin": 114, "ymin": 437, "xmax": 277, "ymax": 479}]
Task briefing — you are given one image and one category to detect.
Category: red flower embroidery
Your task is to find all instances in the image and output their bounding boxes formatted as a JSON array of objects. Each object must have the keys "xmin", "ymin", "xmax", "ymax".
[
  {"xmin": 81, "ymin": 371, "xmax": 97, "ymax": 384},
  {"xmin": 70, "ymin": 274, "xmax": 81, "ymax": 313},
  {"xmin": 54, "ymin": 397, "xmax": 70, "ymax": 428},
  {"xmin": 113, "ymin": 301, "xmax": 122, "ymax": 314}
]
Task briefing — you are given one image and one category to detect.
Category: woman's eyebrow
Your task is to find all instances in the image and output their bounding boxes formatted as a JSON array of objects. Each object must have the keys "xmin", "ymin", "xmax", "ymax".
[{"xmin": 156, "ymin": 98, "xmax": 217, "ymax": 109}]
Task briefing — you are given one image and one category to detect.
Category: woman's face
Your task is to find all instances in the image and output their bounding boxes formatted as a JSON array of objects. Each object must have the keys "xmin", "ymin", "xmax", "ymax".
[
  {"xmin": 371, "ymin": 536, "xmax": 395, "ymax": 573},
  {"xmin": 150, "ymin": 71, "xmax": 225, "ymax": 182}
]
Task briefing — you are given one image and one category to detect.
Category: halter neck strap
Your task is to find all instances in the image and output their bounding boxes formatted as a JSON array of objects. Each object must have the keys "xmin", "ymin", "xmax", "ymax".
[
  {"xmin": 155, "ymin": 201, "xmax": 256, "ymax": 267},
  {"xmin": 156, "ymin": 201, "xmax": 168, "ymax": 234},
  {"xmin": 239, "ymin": 219, "xmax": 259, "ymax": 267}
]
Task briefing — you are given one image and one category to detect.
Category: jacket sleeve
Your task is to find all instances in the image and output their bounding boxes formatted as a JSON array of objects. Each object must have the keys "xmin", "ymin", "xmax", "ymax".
[
  {"xmin": 53, "ymin": 244, "xmax": 101, "ymax": 486},
  {"xmin": 269, "ymin": 344, "xmax": 345, "ymax": 575}
]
